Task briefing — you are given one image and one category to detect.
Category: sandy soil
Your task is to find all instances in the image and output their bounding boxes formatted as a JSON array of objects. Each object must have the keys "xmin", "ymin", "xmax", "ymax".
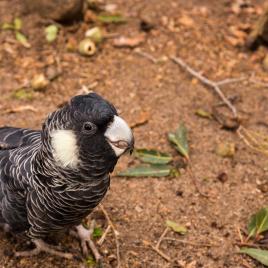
[{"xmin": 1, "ymin": 0, "xmax": 268, "ymax": 267}]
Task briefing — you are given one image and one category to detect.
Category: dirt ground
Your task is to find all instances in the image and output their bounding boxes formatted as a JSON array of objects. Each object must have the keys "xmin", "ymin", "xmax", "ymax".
[{"xmin": 1, "ymin": 0, "xmax": 268, "ymax": 267}]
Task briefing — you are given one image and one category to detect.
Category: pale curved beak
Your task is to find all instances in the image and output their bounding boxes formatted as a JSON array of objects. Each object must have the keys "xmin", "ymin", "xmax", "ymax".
[{"xmin": 105, "ymin": 115, "xmax": 134, "ymax": 157}]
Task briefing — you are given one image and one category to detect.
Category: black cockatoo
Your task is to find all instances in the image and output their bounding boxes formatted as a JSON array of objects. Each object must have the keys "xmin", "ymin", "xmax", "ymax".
[{"xmin": 0, "ymin": 93, "xmax": 134, "ymax": 259}]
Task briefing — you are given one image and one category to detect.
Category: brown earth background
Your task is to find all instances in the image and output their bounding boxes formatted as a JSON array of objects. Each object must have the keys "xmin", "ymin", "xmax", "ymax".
[{"xmin": 1, "ymin": 0, "xmax": 268, "ymax": 267}]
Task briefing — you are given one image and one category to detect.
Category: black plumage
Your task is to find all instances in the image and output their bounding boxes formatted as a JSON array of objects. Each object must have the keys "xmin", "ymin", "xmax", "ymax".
[{"xmin": 0, "ymin": 93, "xmax": 133, "ymax": 254}]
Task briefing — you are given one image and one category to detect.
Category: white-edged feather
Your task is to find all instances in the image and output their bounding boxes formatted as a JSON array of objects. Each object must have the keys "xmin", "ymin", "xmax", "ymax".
[{"xmin": 51, "ymin": 130, "xmax": 79, "ymax": 168}]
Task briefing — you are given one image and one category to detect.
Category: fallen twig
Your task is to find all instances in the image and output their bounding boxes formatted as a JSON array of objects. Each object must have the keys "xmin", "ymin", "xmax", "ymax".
[
  {"xmin": 113, "ymin": 34, "xmax": 145, "ymax": 48},
  {"xmin": 134, "ymin": 49, "xmax": 158, "ymax": 64},
  {"xmin": 97, "ymin": 225, "xmax": 111, "ymax": 246},
  {"xmin": 216, "ymin": 77, "xmax": 246, "ymax": 86},
  {"xmin": 149, "ymin": 243, "xmax": 171, "ymax": 262},
  {"xmin": 162, "ymin": 237, "xmax": 219, "ymax": 247},
  {"xmin": 215, "ymin": 95, "xmax": 240, "ymax": 107},
  {"xmin": 170, "ymin": 56, "xmax": 241, "ymax": 118},
  {"xmin": 236, "ymin": 226, "xmax": 244, "ymax": 243},
  {"xmin": 144, "ymin": 227, "xmax": 172, "ymax": 262},
  {"xmin": 100, "ymin": 205, "xmax": 121, "ymax": 268},
  {"xmin": 249, "ymin": 78, "xmax": 268, "ymax": 88},
  {"xmin": 156, "ymin": 227, "xmax": 169, "ymax": 249},
  {"xmin": 234, "ymin": 242, "xmax": 268, "ymax": 249},
  {"xmin": 237, "ymin": 126, "xmax": 268, "ymax": 157},
  {"xmin": 2, "ymin": 105, "xmax": 38, "ymax": 114},
  {"xmin": 249, "ymin": 73, "xmax": 268, "ymax": 88},
  {"xmin": 103, "ymin": 32, "xmax": 120, "ymax": 39}
]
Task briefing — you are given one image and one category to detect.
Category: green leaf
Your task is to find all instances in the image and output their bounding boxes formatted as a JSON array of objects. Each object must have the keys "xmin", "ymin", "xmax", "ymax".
[
  {"xmin": 15, "ymin": 31, "xmax": 30, "ymax": 48},
  {"xmin": 45, "ymin": 25, "xmax": 58, "ymax": 43},
  {"xmin": 166, "ymin": 220, "xmax": 187, "ymax": 234},
  {"xmin": 1, "ymin": 22, "xmax": 15, "ymax": 30},
  {"xmin": 240, "ymin": 247, "xmax": 268, "ymax": 266},
  {"xmin": 118, "ymin": 164, "xmax": 171, "ymax": 177},
  {"xmin": 92, "ymin": 227, "xmax": 103, "ymax": 238},
  {"xmin": 86, "ymin": 255, "xmax": 96, "ymax": 267},
  {"xmin": 195, "ymin": 109, "xmax": 212, "ymax": 119},
  {"xmin": 97, "ymin": 14, "xmax": 126, "ymax": 24},
  {"xmin": 248, "ymin": 207, "xmax": 268, "ymax": 238},
  {"xmin": 170, "ymin": 168, "xmax": 181, "ymax": 177},
  {"xmin": 134, "ymin": 149, "xmax": 173, "ymax": 165},
  {"xmin": 12, "ymin": 88, "xmax": 33, "ymax": 100},
  {"xmin": 168, "ymin": 122, "xmax": 189, "ymax": 159},
  {"xmin": 14, "ymin": 18, "xmax": 22, "ymax": 30}
]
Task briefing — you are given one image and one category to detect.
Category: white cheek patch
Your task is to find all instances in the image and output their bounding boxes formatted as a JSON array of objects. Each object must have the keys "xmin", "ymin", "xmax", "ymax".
[{"xmin": 51, "ymin": 130, "xmax": 79, "ymax": 168}]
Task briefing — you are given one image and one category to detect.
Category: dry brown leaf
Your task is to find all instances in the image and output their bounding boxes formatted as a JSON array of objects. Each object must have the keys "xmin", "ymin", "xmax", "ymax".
[
  {"xmin": 130, "ymin": 111, "xmax": 150, "ymax": 128},
  {"xmin": 246, "ymin": 5, "xmax": 268, "ymax": 48},
  {"xmin": 212, "ymin": 106, "xmax": 240, "ymax": 130},
  {"xmin": 113, "ymin": 34, "xmax": 145, "ymax": 48},
  {"xmin": 231, "ymin": 3, "xmax": 241, "ymax": 14},
  {"xmin": 178, "ymin": 15, "xmax": 194, "ymax": 27},
  {"xmin": 186, "ymin": 261, "xmax": 197, "ymax": 268},
  {"xmin": 192, "ymin": 6, "xmax": 209, "ymax": 16},
  {"xmin": 226, "ymin": 26, "xmax": 247, "ymax": 47},
  {"xmin": 231, "ymin": 0, "xmax": 252, "ymax": 14},
  {"xmin": 229, "ymin": 26, "xmax": 247, "ymax": 39},
  {"xmin": 225, "ymin": 35, "xmax": 244, "ymax": 47},
  {"xmin": 84, "ymin": 10, "xmax": 97, "ymax": 23}
]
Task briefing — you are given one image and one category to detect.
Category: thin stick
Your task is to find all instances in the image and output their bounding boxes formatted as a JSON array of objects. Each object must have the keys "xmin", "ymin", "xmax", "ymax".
[
  {"xmin": 162, "ymin": 237, "xmax": 219, "ymax": 247},
  {"xmin": 156, "ymin": 227, "xmax": 169, "ymax": 249},
  {"xmin": 2, "ymin": 105, "xmax": 38, "ymax": 114},
  {"xmin": 240, "ymin": 128, "xmax": 268, "ymax": 149},
  {"xmin": 100, "ymin": 205, "xmax": 121, "ymax": 268},
  {"xmin": 215, "ymin": 95, "xmax": 239, "ymax": 107},
  {"xmin": 149, "ymin": 244, "xmax": 171, "ymax": 262},
  {"xmin": 103, "ymin": 32, "xmax": 120, "ymax": 39},
  {"xmin": 237, "ymin": 127, "xmax": 268, "ymax": 157},
  {"xmin": 97, "ymin": 225, "xmax": 111, "ymax": 246},
  {"xmin": 216, "ymin": 77, "xmax": 246, "ymax": 86},
  {"xmin": 236, "ymin": 226, "xmax": 244, "ymax": 243},
  {"xmin": 171, "ymin": 56, "xmax": 238, "ymax": 118},
  {"xmin": 234, "ymin": 242, "xmax": 266, "ymax": 249},
  {"xmin": 134, "ymin": 49, "xmax": 158, "ymax": 64},
  {"xmin": 249, "ymin": 76, "xmax": 268, "ymax": 88}
]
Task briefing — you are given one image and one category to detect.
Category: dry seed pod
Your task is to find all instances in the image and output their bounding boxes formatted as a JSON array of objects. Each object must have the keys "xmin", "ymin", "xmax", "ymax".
[
  {"xmin": 31, "ymin": 74, "xmax": 49, "ymax": 90},
  {"xmin": 85, "ymin": 27, "xmax": 103, "ymax": 44},
  {"xmin": 78, "ymin": 38, "xmax": 96, "ymax": 56}
]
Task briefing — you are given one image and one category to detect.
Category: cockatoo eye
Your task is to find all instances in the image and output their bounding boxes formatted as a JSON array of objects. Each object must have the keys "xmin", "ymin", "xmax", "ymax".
[{"xmin": 82, "ymin": 122, "xmax": 97, "ymax": 134}]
